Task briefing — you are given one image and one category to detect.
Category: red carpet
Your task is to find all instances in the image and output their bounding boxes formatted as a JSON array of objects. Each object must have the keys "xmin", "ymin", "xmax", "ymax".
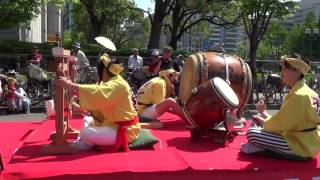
[
  {"xmin": 1, "ymin": 114, "xmax": 320, "ymax": 180},
  {"xmin": 0, "ymin": 122, "xmax": 41, "ymax": 165}
]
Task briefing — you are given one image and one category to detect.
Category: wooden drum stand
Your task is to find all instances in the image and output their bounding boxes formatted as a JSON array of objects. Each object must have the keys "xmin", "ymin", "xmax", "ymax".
[
  {"xmin": 189, "ymin": 123, "xmax": 237, "ymax": 147},
  {"xmin": 42, "ymin": 47, "xmax": 79, "ymax": 154}
]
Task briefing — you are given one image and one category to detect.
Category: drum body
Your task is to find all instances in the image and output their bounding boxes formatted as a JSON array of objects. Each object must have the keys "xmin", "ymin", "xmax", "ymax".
[
  {"xmin": 133, "ymin": 69, "xmax": 146, "ymax": 81},
  {"xmin": 183, "ymin": 77, "xmax": 239, "ymax": 130},
  {"xmin": 179, "ymin": 51, "xmax": 252, "ymax": 111}
]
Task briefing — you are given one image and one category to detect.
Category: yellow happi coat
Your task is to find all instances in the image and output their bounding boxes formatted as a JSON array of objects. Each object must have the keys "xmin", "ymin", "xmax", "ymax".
[
  {"xmin": 79, "ymin": 75, "xmax": 140, "ymax": 143},
  {"xmin": 137, "ymin": 77, "xmax": 167, "ymax": 115},
  {"xmin": 264, "ymin": 80, "xmax": 320, "ymax": 158}
]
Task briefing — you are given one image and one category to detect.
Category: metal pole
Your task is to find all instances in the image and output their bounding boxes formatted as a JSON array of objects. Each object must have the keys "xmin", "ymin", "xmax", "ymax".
[{"xmin": 310, "ymin": 37, "xmax": 312, "ymax": 61}]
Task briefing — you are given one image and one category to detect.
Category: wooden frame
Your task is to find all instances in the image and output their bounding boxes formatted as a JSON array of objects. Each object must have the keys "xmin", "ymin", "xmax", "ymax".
[{"xmin": 42, "ymin": 47, "xmax": 79, "ymax": 154}]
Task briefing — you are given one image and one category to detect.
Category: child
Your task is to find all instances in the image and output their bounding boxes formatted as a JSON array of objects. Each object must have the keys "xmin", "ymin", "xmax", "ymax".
[
  {"xmin": 15, "ymin": 85, "xmax": 31, "ymax": 113},
  {"xmin": 5, "ymin": 77, "xmax": 17, "ymax": 114}
]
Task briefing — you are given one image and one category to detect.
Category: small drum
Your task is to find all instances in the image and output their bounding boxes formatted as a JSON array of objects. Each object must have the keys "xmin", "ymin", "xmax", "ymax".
[
  {"xmin": 179, "ymin": 51, "xmax": 252, "ymax": 112},
  {"xmin": 183, "ymin": 77, "xmax": 239, "ymax": 130},
  {"xmin": 133, "ymin": 69, "xmax": 146, "ymax": 81}
]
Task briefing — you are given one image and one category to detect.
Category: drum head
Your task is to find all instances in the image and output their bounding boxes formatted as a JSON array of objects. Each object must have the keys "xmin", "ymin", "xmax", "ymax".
[{"xmin": 212, "ymin": 77, "xmax": 239, "ymax": 108}]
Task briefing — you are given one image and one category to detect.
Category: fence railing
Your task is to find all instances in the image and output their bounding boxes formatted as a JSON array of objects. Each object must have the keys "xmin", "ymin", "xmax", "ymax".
[{"xmin": 1, "ymin": 53, "xmax": 320, "ymax": 85}]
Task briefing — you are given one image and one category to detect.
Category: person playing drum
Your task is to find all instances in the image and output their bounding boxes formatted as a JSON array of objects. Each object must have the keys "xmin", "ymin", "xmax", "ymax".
[
  {"xmin": 55, "ymin": 54, "xmax": 141, "ymax": 151},
  {"xmin": 241, "ymin": 55, "xmax": 320, "ymax": 159},
  {"xmin": 136, "ymin": 67, "xmax": 184, "ymax": 121}
]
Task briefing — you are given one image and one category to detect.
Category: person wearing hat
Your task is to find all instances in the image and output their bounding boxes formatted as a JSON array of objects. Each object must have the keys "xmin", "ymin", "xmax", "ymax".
[
  {"xmin": 72, "ymin": 42, "xmax": 91, "ymax": 84},
  {"xmin": 136, "ymin": 67, "xmax": 184, "ymax": 121},
  {"xmin": 148, "ymin": 49, "xmax": 160, "ymax": 73},
  {"xmin": 55, "ymin": 55, "xmax": 141, "ymax": 152},
  {"xmin": 241, "ymin": 55, "xmax": 320, "ymax": 160},
  {"xmin": 149, "ymin": 46, "xmax": 173, "ymax": 75}
]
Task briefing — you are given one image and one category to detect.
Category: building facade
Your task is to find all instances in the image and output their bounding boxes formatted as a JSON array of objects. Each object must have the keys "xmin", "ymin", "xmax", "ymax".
[{"xmin": 0, "ymin": 3, "xmax": 62, "ymax": 43}]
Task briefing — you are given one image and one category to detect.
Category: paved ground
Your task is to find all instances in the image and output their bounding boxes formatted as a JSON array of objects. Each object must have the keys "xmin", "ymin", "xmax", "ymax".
[{"xmin": 0, "ymin": 113, "xmax": 46, "ymax": 122}]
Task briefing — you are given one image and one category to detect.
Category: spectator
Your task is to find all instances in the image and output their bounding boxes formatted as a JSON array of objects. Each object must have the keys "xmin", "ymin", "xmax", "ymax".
[
  {"xmin": 4, "ymin": 77, "xmax": 17, "ymax": 114},
  {"xmin": 148, "ymin": 46, "xmax": 173, "ymax": 75},
  {"xmin": 72, "ymin": 42, "xmax": 91, "ymax": 84},
  {"xmin": 127, "ymin": 48, "xmax": 143, "ymax": 71},
  {"xmin": 27, "ymin": 46, "xmax": 43, "ymax": 66},
  {"xmin": 148, "ymin": 49, "xmax": 161, "ymax": 75},
  {"xmin": 173, "ymin": 54, "xmax": 185, "ymax": 73},
  {"xmin": 15, "ymin": 84, "xmax": 31, "ymax": 114}
]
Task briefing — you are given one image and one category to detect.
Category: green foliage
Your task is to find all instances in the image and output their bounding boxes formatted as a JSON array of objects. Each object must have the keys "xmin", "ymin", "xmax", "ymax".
[
  {"xmin": 63, "ymin": 30, "xmax": 73, "ymax": 46},
  {"xmin": 305, "ymin": 11, "xmax": 318, "ymax": 28},
  {"xmin": 0, "ymin": 0, "xmax": 66, "ymax": 29},
  {"xmin": 284, "ymin": 12, "xmax": 320, "ymax": 61},
  {"xmin": 71, "ymin": 0, "xmax": 149, "ymax": 49},
  {"xmin": 0, "ymin": 0, "xmax": 41, "ymax": 29},
  {"xmin": 256, "ymin": 41, "xmax": 270, "ymax": 59},
  {"xmin": 262, "ymin": 21, "xmax": 288, "ymax": 59}
]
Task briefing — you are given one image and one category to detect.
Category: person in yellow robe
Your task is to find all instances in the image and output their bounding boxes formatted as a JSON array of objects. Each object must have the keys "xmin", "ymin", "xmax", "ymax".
[
  {"xmin": 241, "ymin": 55, "xmax": 320, "ymax": 159},
  {"xmin": 137, "ymin": 67, "xmax": 185, "ymax": 120},
  {"xmin": 56, "ymin": 53, "xmax": 140, "ymax": 151}
]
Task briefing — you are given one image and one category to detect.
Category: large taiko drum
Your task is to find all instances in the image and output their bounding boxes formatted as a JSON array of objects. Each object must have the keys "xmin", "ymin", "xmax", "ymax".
[
  {"xmin": 179, "ymin": 51, "xmax": 252, "ymax": 112},
  {"xmin": 183, "ymin": 77, "xmax": 239, "ymax": 130}
]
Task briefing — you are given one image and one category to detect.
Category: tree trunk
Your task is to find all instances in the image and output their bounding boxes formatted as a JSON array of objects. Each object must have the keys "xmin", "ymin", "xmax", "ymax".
[
  {"xmin": 80, "ymin": 0, "xmax": 102, "ymax": 40},
  {"xmin": 148, "ymin": 19, "xmax": 163, "ymax": 49},
  {"xmin": 249, "ymin": 40, "xmax": 258, "ymax": 102},
  {"xmin": 147, "ymin": 0, "xmax": 170, "ymax": 50},
  {"xmin": 168, "ymin": 25, "xmax": 179, "ymax": 50},
  {"xmin": 89, "ymin": 19, "xmax": 102, "ymax": 40}
]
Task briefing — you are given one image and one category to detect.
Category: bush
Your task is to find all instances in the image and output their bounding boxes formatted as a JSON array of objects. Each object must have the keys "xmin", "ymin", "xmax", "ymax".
[{"xmin": 0, "ymin": 39, "xmax": 196, "ymax": 60}]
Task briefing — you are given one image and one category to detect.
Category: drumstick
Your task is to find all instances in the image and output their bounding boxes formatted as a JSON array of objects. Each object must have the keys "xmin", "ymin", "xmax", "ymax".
[{"xmin": 244, "ymin": 106, "xmax": 263, "ymax": 127}]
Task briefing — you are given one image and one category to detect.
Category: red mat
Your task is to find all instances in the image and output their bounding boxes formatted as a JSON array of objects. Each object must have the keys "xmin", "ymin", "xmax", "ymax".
[
  {"xmin": 1, "ymin": 114, "xmax": 320, "ymax": 180},
  {"xmin": 0, "ymin": 122, "xmax": 41, "ymax": 165}
]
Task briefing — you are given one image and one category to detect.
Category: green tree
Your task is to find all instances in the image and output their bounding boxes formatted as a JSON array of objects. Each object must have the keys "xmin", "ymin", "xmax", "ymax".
[
  {"xmin": 166, "ymin": 0, "xmax": 240, "ymax": 50},
  {"xmin": 285, "ymin": 11, "xmax": 320, "ymax": 61},
  {"xmin": 236, "ymin": 0, "xmax": 297, "ymax": 99},
  {"xmin": 0, "ymin": 0, "xmax": 41, "ymax": 29},
  {"xmin": 263, "ymin": 21, "xmax": 288, "ymax": 60},
  {"xmin": 0, "ymin": 0, "xmax": 66, "ymax": 29},
  {"xmin": 71, "ymin": 0, "xmax": 148, "ymax": 49},
  {"xmin": 146, "ymin": 0, "xmax": 172, "ymax": 49}
]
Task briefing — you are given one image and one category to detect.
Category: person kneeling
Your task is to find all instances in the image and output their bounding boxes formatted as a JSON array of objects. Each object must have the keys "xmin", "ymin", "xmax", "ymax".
[
  {"xmin": 56, "ymin": 54, "xmax": 140, "ymax": 151},
  {"xmin": 137, "ymin": 68, "xmax": 185, "ymax": 123},
  {"xmin": 241, "ymin": 55, "xmax": 320, "ymax": 160}
]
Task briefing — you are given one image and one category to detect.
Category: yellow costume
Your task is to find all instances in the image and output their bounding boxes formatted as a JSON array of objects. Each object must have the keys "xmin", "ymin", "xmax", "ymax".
[
  {"xmin": 264, "ymin": 80, "xmax": 320, "ymax": 158},
  {"xmin": 79, "ymin": 54, "xmax": 140, "ymax": 143},
  {"xmin": 137, "ymin": 77, "xmax": 166, "ymax": 115}
]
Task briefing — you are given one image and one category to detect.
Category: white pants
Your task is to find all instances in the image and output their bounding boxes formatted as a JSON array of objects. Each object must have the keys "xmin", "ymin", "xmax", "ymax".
[
  {"xmin": 77, "ymin": 116, "xmax": 117, "ymax": 149},
  {"xmin": 140, "ymin": 105, "xmax": 159, "ymax": 120}
]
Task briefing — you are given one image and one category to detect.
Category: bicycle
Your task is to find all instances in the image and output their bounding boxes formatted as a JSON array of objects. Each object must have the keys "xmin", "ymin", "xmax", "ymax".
[
  {"xmin": 263, "ymin": 73, "xmax": 288, "ymax": 104},
  {"xmin": 308, "ymin": 66, "xmax": 320, "ymax": 94}
]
